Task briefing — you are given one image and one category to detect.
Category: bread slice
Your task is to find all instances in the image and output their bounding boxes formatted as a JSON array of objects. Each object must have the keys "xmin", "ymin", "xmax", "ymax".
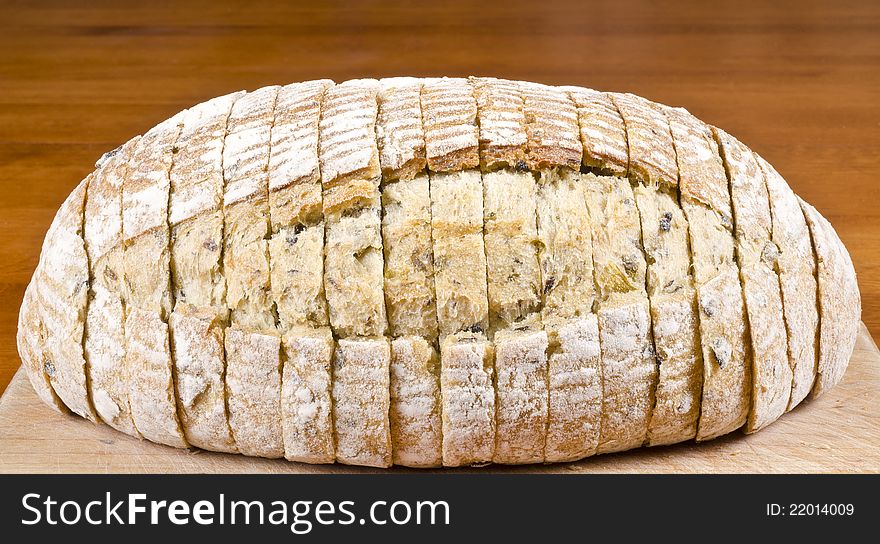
[
  {"xmin": 430, "ymin": 170, "xmax": 490, "ymax": 337},
  {"xmin": 714, "ymin": 129, "xmax": 791, "ymax": 431},
  {"xmin": 84, "ymin": 136, "xmax": 141, "ymax": 435},
  {"xmin": 319, "ymin": 79, "xmax": 387, "ymax": 338},
  {"xmin": 224, "ymin": 326, "xmax": 283, "ymax": 457},
  {"xmin": 170, "ymin": 91, "xmax": 243, "ymax": 309},
  {"xmin": 123, "ymin": 111, "xmax": 187, "ymax": 448},
  {"xmin": 377, "ymin": 78, "xmax": 427, "ymax": 181},
  {"xmin": 798, "ymin": 199, "xmax": 860, "ymax": 398},
  {"xmin": 440, "ymin": 332, "xmax": 495, "ymax": 466},
  {"xmin": 759, "ymin": 156, "xmax": 819, "ymax": 408},
  {"xmin": 536, "ymin": 169, "xmax": 597, "ymax": 325},
  {"xmin": 483, "ymin": 169, "xmax": 542, "ymax": 331},
  {"xmin": 389, "ymin": 336, "xmax": 442, "ymax": 467},
  {"xmin": 493, "ymin": 328, "xmax": 549, "ymax": 464},
  {"xmin": 169, "ymin": 304, "xmax": 236, "ymax": 452},
  {"xmin": 666, "ymin": 107, "xmax": 751, "ymax": 440},
  {"xmin": 332, "ymin": 337, "xmax": 392, "ymax": 467},
  {"xmin": 269, "ymin": 80, "xmax": 332, "ymax": 332},
  {"xmin": 381, "ymin": 173, "xmax": 439, "ymax": 341},
  {"xmin": 563, "ymin": 87, "xmax": 627, "ymax": 175},
  {"xmin": 222, "ymin": 85, "xmax": 279, "ymax": 331},
  {"xmin": 29, "ymin": 177, "xmax": 96, "ymax": 421},
  {"xmin": 536, "ymin": 168, "xmax": 602, "ymax": 462},
  {"xmin": 281, "ymin": 327, "xmax": 335, "ymax": 464},
  {"xmin": 421, "ymin": 77, "xmax": 480, "ymax": 172},
  {"xmin": 633, "ymin": 184, "xmax": 703, "ymax": 445},
  {"xmin": 323, "ymin": 211, "xmax": 387, "ymax": 337},
  {"xmin": 376, "ymin": 79, "xmax": 438, "ymax": 341},
  {"xmin": 125, "ymin": 308, "xmax": 187, "ymax": 448},
  {"xmin": 167, "ymin": 94, "xmax": 241, "ymax": 451},
  {"xmin": 583, "ymin": 173, "xmax": 656, "ymax": 453}
]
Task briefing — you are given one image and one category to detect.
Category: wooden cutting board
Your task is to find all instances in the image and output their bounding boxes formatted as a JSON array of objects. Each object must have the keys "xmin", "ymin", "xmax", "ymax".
[{"xmin": 1, "ymin": 323, "xmax": 878, "ymax": 474}]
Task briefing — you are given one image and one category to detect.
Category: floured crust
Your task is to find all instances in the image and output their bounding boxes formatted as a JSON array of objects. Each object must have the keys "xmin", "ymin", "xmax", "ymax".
[
  {"xmin": 562, "ymin": 87, "xmax": 628, "ymax": 175},
  {"xmin": 759, "ymin": 156, "xmax": 820, "ymax": 408},
  {"xmin": 332, "ymin": 337, "xmax": 392, "ymax": 467},
  {"xmin": 319, "ymin": 79, "xmax": 381, "ymax": 189},
  {"xmin": 121, "ymin": 112, "xmax": 187, "ymax": 446},
  {"xmin": 169, "ymin": 304, "xmax": 236, "ymax": 452},
  {"xmin": 693, "ymin": 267, "xmax": 751, "ymax": 440},
  {"xmin": 472, "ymin": 77, "xmax": 527, "ymax": 170},
  {"xmin": 798, "ymin": 199, "xmax": 860, "ymax": 398},
  {"xmin": 520, "ymin": 81, "xmax": 582, "ymax": 170},
  {"xmin": 17, "ymin": 273, "xmax": 68, "ymax": 413},
  {"xmin": 421, "ymin": 78, "xmax": 480, "ymax": 172},
  {"xmin": 440, "ymin": 332, "xmax": 495, "ymax": 466},
  {"xmin": 668, "ymin": 108, "xmax": 750, "ymax": 440},
  {"xmin": 126, "ymin": 308, "xmax": 187, "ymax": 448},
  {"xmin": 377, "ymin": 78, "xmax": 426, "ymax": 181},
  {"xmin": 225, "ymin": 326, "xmax": 284, "ymax": 458},
  {"xmin": 390, "ymin": 336, "xmax": 442, "ymax": 467},
  {"xmin": 281, "ymin": 327, "xmax": 336, "ymax": 464},
  {"xmin": 493, "ymin": 328, "xmax": 549, "ymax": 464},
  {"xmin": 544, "ymin": 316, "xmax": 602, "ymax": 462}
]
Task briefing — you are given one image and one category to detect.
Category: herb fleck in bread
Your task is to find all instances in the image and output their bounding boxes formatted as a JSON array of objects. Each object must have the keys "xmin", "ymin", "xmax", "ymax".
[{"xmin": 18, "ymin": 77, "xmax": 860, "ymax": 468}]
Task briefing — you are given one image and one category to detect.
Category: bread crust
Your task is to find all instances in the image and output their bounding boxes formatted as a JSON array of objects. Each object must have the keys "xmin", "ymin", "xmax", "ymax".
[
  {"xmin": 281, "ymin": 327, "xmax": 336, "ymax": 464},
  {"xmin": 520, "ymin": 81, "xmax": 582, "ymax": 171},
  {"xmin": 421, "ymin": 78, "xmax": 480, "ymax": 172},
  {"xmin": 377, "ymin": 78, "xmax": 426, "ymax": 181},
  {"xmin": 563, "ymin": 87, "xmax": 628, "ymax": 175},
  {"xmin": 225, "ymin": 326, "xmax": 283, "ymax": 457},
  {"xmin": 389, "ymin": 336, "xmax": 442, "ymax": 467},
  {"xmin": 440, "ymin": 333, "xmax": 495, "ymax": 466},
  {"xmin": 493, "ymin": 328, "xmax": 549, "ymax": 464},
  {"xmin": 332, "ymin": 338, "xmax": 392, "ymax": 467},
  {"xmin": 471, "ymin": 77, "xmax": 527, "ymax": 170}
]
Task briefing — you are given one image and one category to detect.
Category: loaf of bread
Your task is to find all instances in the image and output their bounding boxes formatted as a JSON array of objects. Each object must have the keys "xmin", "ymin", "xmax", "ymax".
[{"xmin": 17, "ymin": 77, "xmax": 861, "ymax": 468}]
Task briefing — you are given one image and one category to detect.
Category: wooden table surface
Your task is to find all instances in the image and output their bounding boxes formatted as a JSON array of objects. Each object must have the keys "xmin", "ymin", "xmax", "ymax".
[{"xmin": 1, "ymin": 0, "xmax": 878, "ymax": 395}]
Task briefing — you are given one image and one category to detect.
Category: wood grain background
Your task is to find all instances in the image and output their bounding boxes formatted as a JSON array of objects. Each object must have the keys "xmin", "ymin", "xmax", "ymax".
[{"xmin": 1, "ymin": 0, "xmax": 877, "ymax": 395}]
